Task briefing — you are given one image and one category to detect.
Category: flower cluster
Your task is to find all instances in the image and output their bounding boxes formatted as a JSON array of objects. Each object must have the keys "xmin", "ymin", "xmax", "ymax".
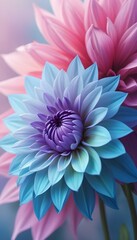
[
  {"xmin": 1, "ymin": 57, "xmax": 137, "ymax": 222},
  {"xmin": 0, "ymin": 0, "xmax": 137, "ymax": 239}
]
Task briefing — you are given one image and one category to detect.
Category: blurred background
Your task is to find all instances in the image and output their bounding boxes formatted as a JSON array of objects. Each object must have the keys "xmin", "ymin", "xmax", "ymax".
[{"xmin": 0, "ymin": 0, "xmax": 136, "ymax": 239}]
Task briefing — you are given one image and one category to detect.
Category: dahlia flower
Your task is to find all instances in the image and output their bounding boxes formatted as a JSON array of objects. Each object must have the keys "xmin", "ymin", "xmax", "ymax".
[
  {"xmin": 2, "ymin": 0, "xmax": 137, "ymax": 107},
  {"xmin": 1, "ymin": 57, "xmax": 137, "ymax": 230}
]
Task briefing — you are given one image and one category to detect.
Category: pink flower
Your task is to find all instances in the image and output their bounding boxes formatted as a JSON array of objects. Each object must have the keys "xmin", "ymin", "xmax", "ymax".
[
  {"xmin": 0, "ymin": 0, "xmax": 137, "ymax": 238},
  {"xmin": 2, "ymin": 0, "xmax": 137, "ymax": 106}
]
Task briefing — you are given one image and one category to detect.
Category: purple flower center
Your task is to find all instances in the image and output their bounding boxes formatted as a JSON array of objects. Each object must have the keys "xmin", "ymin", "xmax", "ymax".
[{"xmin": 43, "ymin": 110, "xmax": 83, "ymax": 153}]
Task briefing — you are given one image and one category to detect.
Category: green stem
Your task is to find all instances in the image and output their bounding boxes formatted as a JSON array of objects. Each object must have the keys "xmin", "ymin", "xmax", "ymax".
[
  {"xmin": 122, "ymin": 184, "xmax": 137, "ymax": 240},
  {"xmin": 99, "ymin": 198, "xmax": 110, "ymax": 240}
]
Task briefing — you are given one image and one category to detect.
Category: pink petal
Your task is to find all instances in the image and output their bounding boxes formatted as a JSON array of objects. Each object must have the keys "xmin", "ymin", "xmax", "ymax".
[
  {"xmin": 115, "ymin": 23, "xmax": 137, "ymax": 67},
  {"xmin": 67, "ymin": 197, "xmax": 83, "ymax": 240},
  {"xmin": 86, "ymin": 25, "xmax": 114, "ymax": 74},
  {"xmin": 32, "ymin": 206, "xmax": 67, "ymax": 240},
  {"xmin": 0, "ymin": 153, "xmax": 14, "ymax": 177},
  {"xmin": 85, "ymin": 0, "xmax": 107, "ymax": 31},
  {"xmin": 0, "ymin": 177, "xmax": 19, "ymax": 204},
  {"xmin": 124, "ymin": 92, "xmax": 137, "ymax": 107},
  {"xmin": 50, "ymin": 0, "xmax": 64, "ymax": 21},
  {"xmin": 99, "ymin": 0, "xmax": 121, "ymax": 22},
  {"xmin": 34, "ymin": 5, "xmax": 90, "ymax": 65},
  {"xmin": 12, "ymin": 202, "xmax": 37, "ymax": 240},
  {"xmin": 0, "ymin": 109, "xmax": 13, "ymax": 138},
  {"xmin": 118, "ymin": 53, "xmax": 137, "ymax": 79},
  {"xmin": 115, "ymin": 0, "xmax": 137, "ymax": 39},
  {"xmin": 25, "ymin": 42, "xmax": 70, "ymax": 70},
  {"xmin": 0, "ymin": 76, "xmax": 25, "ymax": 95},
  {"xmin": 2, "ymin": 45, "xmax": 42, "ymax": 75},
  {"xmin": 62, "ymin": 0, "xmax": 85, "ymax": 37},
  {"xmin": 106, "ymin": 18, "xmax": 117, "ymax": 46}
]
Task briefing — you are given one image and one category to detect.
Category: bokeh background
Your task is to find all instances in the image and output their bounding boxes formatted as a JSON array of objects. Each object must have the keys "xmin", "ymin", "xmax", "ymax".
[{"xmin": 0, "ymin": 1, "xmax": 136, "ymax": 239}]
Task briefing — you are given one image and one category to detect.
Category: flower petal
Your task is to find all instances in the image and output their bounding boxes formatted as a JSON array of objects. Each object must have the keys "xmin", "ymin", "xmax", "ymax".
[
  {"xmin": 32, "ymin": 206, "xmax": 67, "ymax": 240},
  {"xmin": 84, "ymin": 126, "xmax": 111, "ymax": 147},
  {"xmin": 96, "ymin": 140, "xmax": 125, "ymax": 159},
  {"xmin": 0, "ymin": 177, "xmax": 19, "ymax": 204},
  {"xmin": 86, "ymin": 148, "xmax": 101, "ymax": 175},
  {"xmin": 101, "ymin": 119, "xmax": 132, "ymax": 139},
  {"xmin": 33, "ymin": 190, "xmax": 52, "ymax": 220},
  {"xmin": 19, "ymin": 175, "xmax": 34, "ymax": 204},
  {"xmin": 48, "ymin": 159, "xmax": 65, "ymax": 185},
  {"xmin": 86, "ymin": 165, "xmax": 115, "ymax": 197},
  {"xmin": 71, "ymin": 148, "xmax": 89, "ymax": 173},
  {"xmin": 0, "ymin": 153, "xmax": 14, "ymax": 177},
  {"xmin": 115, "ymin": 23, "xmax": 137, "ymax": 67},
  {"xmin": 73, "ymin": 180, "xmax": 95, "ymax": 220},
  {"xmin": 11, "ymin": 202, "xmax": 37, "ymax": 240},
  {"xmin": 34, "ymin": 169, "xmax": 51, "ymax": 196},
  {"xmin": 105, "ymin": 154, "xmax": 137, "ymax": 183},
  {"xmin": 97, "ymin": 92, "xmax": 127, "ymax": 119},
  {"xmin": 64, "ymin": 165, "xmax": 83, "ymax": 191},
  {"xmin": 51, "ymin": 180, "xmax": 70, "ymax": 212},
  {"xmin": 85, "ymin": 107, "xmax": 108, "ymax": 127},
  {"xmin": 0, "ymin": 76, "xmax": 25, "ymax": 95},
  {"xmin": 86, "ymin": 25, "xmax": 114, "ymax": 74},
  {"xmin": 85, "ymin": 0, "xmax": 107, "ymax": 31}
]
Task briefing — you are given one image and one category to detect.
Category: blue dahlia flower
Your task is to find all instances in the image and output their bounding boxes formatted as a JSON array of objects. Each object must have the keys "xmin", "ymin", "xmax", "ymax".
[{"xmin": 1, "ymin": 56, "xmax": 137, "ymax": 220}]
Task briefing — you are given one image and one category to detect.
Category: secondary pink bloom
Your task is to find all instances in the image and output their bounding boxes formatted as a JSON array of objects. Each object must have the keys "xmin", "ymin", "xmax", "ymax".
[{"xmin": 0, "ymin": 0, "xmax": 137, "ymax": 238}]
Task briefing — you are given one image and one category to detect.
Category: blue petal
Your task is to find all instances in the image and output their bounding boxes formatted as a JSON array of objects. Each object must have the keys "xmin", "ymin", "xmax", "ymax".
[
  {"xmin": 98, "ymin": 75, "xmax": 120, "ymax": 93},
  {"xmin": 115, "ymin": 106, "xmax": 137, "ymax": 128},
  {"xmin": 33, "ymin": 190, "xmax": 52, "ymax": 220},
  {"xmin": 20, "ymin": 153, "xmax": 36, "ymax": 169},
  {"xmin": 53, "ymin": 70, "xmax": 69, "ymax": 99},
  {"xmin": 0, "ymin": 134, "xmax": 17, "ymax": 153},
  {"xmin": 96, "ymin": 92, "xmax": 127, "ymax": 119},
  {"xmin": 13, "ymin": 126, "xmax": 36, "ymax": 140},
  {"xmin": 48, "ymin": 159, "xmax": 65, "ymax": 185},
  {"xmin": 64, "ymin": 165, "xmax": 83, "ymax": 191},
  {"xmin": 101, "ymin": 119, "xmax": 132, "ymax": 139},
  {"xmin": 30, "ymin": 154, "xmax": 56, "ymax": 172},
  {"xmin": 51, "ymin": 180, "xmax": 70, "ymax": 212},
  {"xmin": 85, "ymin": 107, "xmax": 108, "ymax": 127},
  {"xmin": 86, "ymin": 148, "xmax": 101, "ymax": 175},
  {"xmin": 82, "ymin": 63, "xmax": 98, "ymax": 85},
  {"xmin": 96, "ymin": 140, "xmax": 125, "ymax": 159},
  {"xmin": 84, "ymin": 126, "xmax": 111, "ymax": 147},
  {"xmin": 99, "ymin": 194, "xmax": 118, "ymax": 209},
  {"xmin": 20, "ymin": 174, "xmax": 34, "ymax": 204},
  {"xmin": 64, "ymin": 75, "xmax": 83, "ymax": 103},
  {"xmin": 9, "ymin": 154, "xmax": 26, "ymax": 175},
  {"xmin": 86, "ymin": 165, "xmax": 115, "ymax": 197},
  {"xmin": 81, "ymin": 86, "xmax": 102, "ymax": 115},
  {"xmin": 67, "ymin": 56, "xmax": 84, "ymax": 79},
  {"xmin": 71, "ymin": 147, "xmax": 89, "ymax": 173},
  {"xmin": 73, "ymin": 179, "xmax": 95, "ymax": 219},
  {"xmin": 42, "ymin": 62, "xmax": 59, "ymax": 85},
  {"xmin": 34, "ymin": 169, "xmax": 51, "ymax": 196},
  {"xmin": 4, "ymin": 114, "xmax": 25, "ymax": 132},
  {"xmin": 23, "ymin": 98, "xmax": 47, "ymax": 115},
  {"xmin": 25, "ymin": 76, "xmax": 40, "ymax": 97},
  {"xmin": 104, "ymin": 154, "xmax": 137, "ymax": 183},
  {"xmin": 8, "ymin": 94, "xmax": 28, "ymax": 114},
  {"xmin": 57, "ymin": 155, "xmax": 72, "ymax": 171}
]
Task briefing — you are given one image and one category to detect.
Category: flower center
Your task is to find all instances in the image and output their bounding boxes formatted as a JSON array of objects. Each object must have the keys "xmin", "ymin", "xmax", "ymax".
[{"xmin": 44, "ymin": 110, "xmax": 83, "ymax": 152}]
